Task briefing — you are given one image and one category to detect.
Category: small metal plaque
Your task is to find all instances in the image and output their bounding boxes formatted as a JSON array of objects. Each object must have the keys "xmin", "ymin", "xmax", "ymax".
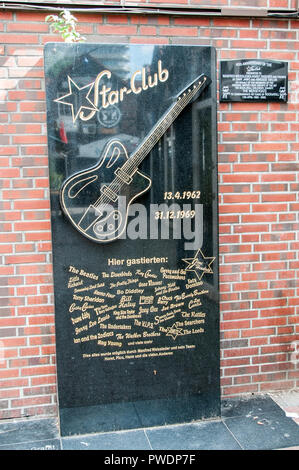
[{"xmin": 220, "ymin": 59, "xmax": 288, "ymax": 102}]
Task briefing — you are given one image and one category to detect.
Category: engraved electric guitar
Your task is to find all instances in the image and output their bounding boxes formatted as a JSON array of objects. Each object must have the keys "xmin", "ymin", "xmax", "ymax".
[{"xmin": 60, "ymin": 74, "xmax": 211, "ymax": 243}]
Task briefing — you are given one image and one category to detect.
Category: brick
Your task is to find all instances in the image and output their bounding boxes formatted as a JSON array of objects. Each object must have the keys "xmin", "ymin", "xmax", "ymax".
[
  {"xmin": 130, "ymin": 37, "xmax": 168, "ymax": 44},
  {"xmin": 129, "ymin": 15, "xmax": 149, "ymax": 24},
  {"xmin": 19, "ymin": 348, "xmax": 38, "ymax": 359},
  {"xmin": 222, "ymin": 358, "xmax": 250, "ymax": 367},
  {"xmin": 7, "ymin": 24, "xmax": 48, "ymax": 33},
  {"xmin": 231, "ymin": 40, "xmax": 267, "ymax": 49},
  {"xmin": 223, "ymin": 347, "xmax": 259, "ymax": 358},
  {"xmin": 160, "ymin": 27, "xmax": 198, "ymax": 36},
  {"xmin": 11, "ymin": 396, "xmax": 52, "ymax": 408},
  {"xmin": 20, "ymin": 145, "xmax": 47, "ymax": 155},
  {"xmin": 12, "ymin": 113, "xmax": 46, "ymax": 124},
  {"xmin": 97, "ymin": 25, "xmax": 137, "ymax": 35},
  {"xmin": 73, "ymin": 12, "xmax": 103, "ymax": 23},
  {"xmin": 19, "ymin": 102, "xmax": 45, "ymax": 112},
  {"xmin": 219, "ymin": 204, "xmax": 251, "ymax": 214},
  {"xmin": 224, "ymin": 365, "xmax": 259, "ymax": 376},
  {"xmin": 234, "ymin": 376, "xmax": 252, "ymax": 385},
  {"xmin": 25, "ymin": 232, "xmax": 52, "ymax": 242},
  {"xmin": 222, "ymin": 174, "xmax": 259, "ymax": 183},
  {"xmin": 253, "ymin": 353, "xmax": 287, "ymax": 364},
  {"xmin": 260, "ymin": 51, "xmax": 296, "ymax": 61},
  {"xmin": 249, "ymin": 337, "xmax": 275, "ymax": 346},
  {"xmin": 234, "ymin": 224, "xmax": 269, "ymax": 233},
  {"xmin": 12, "ymin": 135, "xmax": 47, "ymax": 145},
  {"xmin": 14, "ymin": 200, "xmax": 50, "ymax": 210},
  {"xmin": 0, "ymin": 145, "xmax": 17, "ymax": 155},
  {"xmin": 260, "ymin": 380, "xmax": 294, "ymax": 392},
  {"xmin": 0, "ymin": 165, "xmax": 20, "ymax": 177},
  {"xmin": 140, "ymin": 26, "xmax": 157, "ymax": 35},
  {"xmin": 24, "ymin": 276, "xmax": 53, "ymax": 286},
  {"xmin": 14, "ymin": 221, "xmax": 51, "ymax": 232},
  {"xmin": 254, "ymin": 242, "xmax": 289, "ymax": 252},
  {"xmin": 223, "ymin": 194, "xmax": 259, "ymax": 203},
  {"xmin": 0, "ymin": 34, "xmax": 39, "ymax": 44},
  {"xmin": 106, "ymin": 15, "xmax": 129, "ymax": 24},
  {"xmin": 29, "ymin": 335, "xmax": 55, "ymax": 346},
  {"xmin": 0, "ymin": 389, "xmax": 20, "ymax": 399},
  {"xmin": 41, "ymin": 35, "xmax": 64, "ymax": 45},
  {"xmin": 223, "ymin": 132, "xmax": 259, "ymax": 142},
  {"xmin": 213, "ymin": 18, "xmax": 250, "ymax": 28},
  {"xmin": 253, "ymin": 372, "xmax": 287, "ymax": 383},
  {"xmin": 2, "ymin": 189, "xmax": 45, "ymax": 200},
  {"xmin": 16, "ymin": 286, "xmax": 37, "ymax": 296},
  {"xmin": 22, "ymin": 404, "xmax": 57, "ymax": 417},
  {"xmin": 241, "ymin": 327, "xmax": 276, "ymax": 338},
  {"xmin": 5, "ymin": 254, "xmax": 46, "ymax": 265},
  {"xmin": 252, "ymin": 318, "xmax": 287, "ymax": 328},
  {"xmin": 221, "ymin": 320, "xmax": 251, "ymax": 330},
  {"xmin": 252, "ymin": 203, "xmax": 288, "ymax": 213},
  {"xmin": 18, "ymin": 305, "xmax": 53, "ymax": 316},
  {"xmin": 31, "ymin": 375, "xmax": 56, "ymax": 386},
  {"xmin": 16, "ymin": 264, "xmax": 52, "ymax": 275}
]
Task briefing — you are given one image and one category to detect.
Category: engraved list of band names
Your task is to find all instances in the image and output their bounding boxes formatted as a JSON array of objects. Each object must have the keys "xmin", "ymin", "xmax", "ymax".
[{"xmin": 67, "ymin": 257, "xmax": 209, "ymax": 361}]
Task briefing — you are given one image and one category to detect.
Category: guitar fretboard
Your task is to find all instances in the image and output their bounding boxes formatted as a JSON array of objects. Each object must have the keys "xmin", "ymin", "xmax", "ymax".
[
  {"xmin": 93, "ymin": 75, "xmax": 208, "ymax": 208},
  {"xmin": 122, "ymin": 76, "xmax": 207, "ymax": 176}
]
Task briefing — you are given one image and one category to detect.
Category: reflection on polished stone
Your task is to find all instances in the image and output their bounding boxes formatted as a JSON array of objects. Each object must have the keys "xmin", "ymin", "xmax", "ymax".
[{"xmin": 60, "ymin": 393, "xmax": 219, "ymax": 436}]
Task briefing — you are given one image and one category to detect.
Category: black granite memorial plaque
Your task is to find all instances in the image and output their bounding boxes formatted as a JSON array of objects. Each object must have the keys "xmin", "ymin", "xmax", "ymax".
[
  {"xmin": 220, "ymin": 59, "xmax": 288, "ymax": 102},
  {"xmin": 44, "ymin": 43, "xmax": 219, "ymax": 436}
]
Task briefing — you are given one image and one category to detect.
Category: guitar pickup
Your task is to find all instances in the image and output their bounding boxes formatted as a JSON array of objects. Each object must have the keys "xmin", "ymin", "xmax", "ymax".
[
  {"xmin": 101, "ymin": 185, "xmax": 118, "ymax": 202},
  {"xmin": 115, "ymin": 168, "xmax": 133, "ymax": 185}
]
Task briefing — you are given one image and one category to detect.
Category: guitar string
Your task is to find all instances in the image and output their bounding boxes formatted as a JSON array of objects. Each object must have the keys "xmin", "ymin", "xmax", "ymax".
[
  {"xmin": 92, "ymin": 83, "xmax": 201, "ymax": 216},
  {"xmin": 92, "ymin": 102, "xmax": 184, "ymax": 208},
  {"xmin": 91, "ymin": 79, "xmax": 206, "ymax": 214},
  {"xmin": 93, "ymin": 81, "xmax": 202, "ymax": 211},
  {"xmin": 124, "ymin": 77, "xmax": 207, "ymax": 174}
]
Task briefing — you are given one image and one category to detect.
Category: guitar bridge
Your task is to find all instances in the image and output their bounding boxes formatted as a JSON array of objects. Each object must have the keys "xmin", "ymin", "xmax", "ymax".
[{"xmin": 115, "ymin": 168, "xmax": 133, "ymax": 185}]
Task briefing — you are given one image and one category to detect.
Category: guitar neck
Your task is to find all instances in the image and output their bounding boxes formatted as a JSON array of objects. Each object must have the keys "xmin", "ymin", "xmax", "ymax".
[{"xmin": 122, "ymin": 75, "xmax": 208, "ymax": 175}]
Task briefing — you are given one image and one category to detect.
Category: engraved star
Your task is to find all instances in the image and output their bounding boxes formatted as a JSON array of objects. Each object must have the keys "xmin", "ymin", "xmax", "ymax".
[
  {"xmin": 166, "ymin": 323, "xmax": 184, "ymax": 340},
  {"xmin": 182, "ymin": 249, "xmax": 215, "ymax": 281},
  {"xmin": 54, "ymin": 76, "xmax": 97, "ymax": 123}
]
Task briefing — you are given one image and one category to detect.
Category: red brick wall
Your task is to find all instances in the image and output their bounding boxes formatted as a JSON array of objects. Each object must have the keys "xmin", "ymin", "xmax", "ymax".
[{"xmin": 0, "ymin": 6, "xmax": 298, "ymax": 420}]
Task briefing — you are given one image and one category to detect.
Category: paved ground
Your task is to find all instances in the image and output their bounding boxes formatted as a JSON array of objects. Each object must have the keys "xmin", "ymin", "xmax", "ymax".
[
  {"xmin": 0, "ymin": 392, "xmax": 298, "ymax": 450},
  {"xmin": 269, "ymin": 389, "xmax": 299, "ymax": 450},
  {"xmin": 270, "ymin": 389, "xmax": 299, "ymax": 425}
]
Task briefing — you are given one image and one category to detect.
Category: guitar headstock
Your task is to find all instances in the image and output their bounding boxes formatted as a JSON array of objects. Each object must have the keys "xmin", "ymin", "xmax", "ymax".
[{"xmin": 176, "ymin": 74, "xmax": 211, "ymax": 103}]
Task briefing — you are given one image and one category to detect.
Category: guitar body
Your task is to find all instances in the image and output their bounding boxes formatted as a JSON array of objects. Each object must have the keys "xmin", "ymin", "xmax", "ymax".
[{"xmin": 60, "ymin": 140, "xmax": 152, "ymax": 243}]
